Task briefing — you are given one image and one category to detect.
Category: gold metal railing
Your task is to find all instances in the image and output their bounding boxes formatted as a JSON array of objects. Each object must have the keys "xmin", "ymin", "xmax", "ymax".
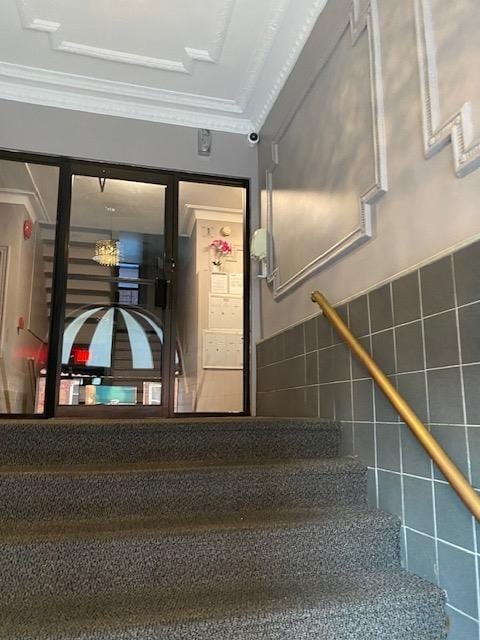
[{"xmin": 312, "ymin": 291, "xmax": 480, "ymax": 521}]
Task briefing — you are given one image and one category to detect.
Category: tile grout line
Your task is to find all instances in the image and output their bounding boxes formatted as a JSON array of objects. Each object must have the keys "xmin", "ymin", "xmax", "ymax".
[
  {"xmin": 451, "ymin": 254, "xmax": 480, "ymax": 640},
  {"xmin": 389, "ymin": 280, "xmax": 409, "ymax": 570},
  {"xmin": 366, "ymin": 291, "xmax": 380, "ymax": 509},
  {"xmin": 418, "ymin": 267, "xmax": 440, "ymax": 587}
]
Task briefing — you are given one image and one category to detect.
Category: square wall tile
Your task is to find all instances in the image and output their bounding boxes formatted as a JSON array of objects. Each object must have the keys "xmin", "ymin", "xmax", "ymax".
[
  {"xmin": 340, "ymin": 421, "xmax": 354, "ymax": 456},
  {"xmin": 319, "ymin": 384, "xmax": 335, "ymax": 420},
  {"xmin": 430, "ymin": 424, "xmax": 470, "ymax": 482},
  {"xmin": 283, "ymin": 324, "xmax": 305, "ymax": 359},
  {"xmin": 306, "ymin": 352, "xmax": 319, "ymax": 386},
  {"xmin": 316, "ymin": 314, "xmax": 332, "ymax": 349},
  {"xmin": 318, "ymin": 347, "xmax": 333, "ymax": 384},
  {"xmin": 434, "ymin": 481, "xmax": 474, "ymax": 551},
  {"xmin": 453, "ymin": 240, "xmax": 480, "ymax": 306},
  {"xmin": 405, "ymin": 529, "xmax": 438, "ymax": 584},
  {"xmin": 375, "ymin": 375, "xmax": 399, "ymax": 422},
  {"xmin": 376, "ymin": 423, "xmax": 400, "ymax": 472},
  {"xmin": 329, "ymin": 343, "xmax": 351, "ymax": 382},
  {"xmin": 459, "ymin": 301, "xmax": 480, "ymax": 364},
  {"xmin": 446, "ymin": 606, "xmax": 479, "ymax": 640},
  {"xmin": 468, "ymin": 427, "xmax": 480, "ymax": 489},
  {"xmin": 304, "ymin": 386, "xmax": 319, "ymax": 417},
  {"xmin": 333, "ymin": 382, "xmax": 352, "ymax": 421},
  {"xmin": 371, "ymin": 329, "xmax": 396, "ymax": 375},
  {"xmin": 354, "ymin": 422, "xmax": 375, "ymax": 467},
  {"xmin": 304, "ymin": 317, "xmax": 318, "ymax": 353},
  {"xmin": 401, "ymin": 424, "xmax": 432, "ymax": 478},
  {"xmin": 403, "ymin": 476, "xmax": 435, "ymax": 535},
  {"xmin": 392, "ymin": 271, "xmax": 421, "ymax": 325},
  {"xmin": 352, "ymin": 379, "xmax": 374, "ymax": 421},
  {"xmin": 420, "ymin": 256, "xmax": 455, "ymax": 316},
  {"xmin": 348, "ymin": 295, "xmax": 369, "ymax": 337},
  {"xmin": 377, "ymin": 470, "xmax": 403, "ymax": 518},
  {"xmin": 427, "ymin": 367, "xmax": 464, "ymax": 424},
  {"xmin": 369, "ymin": 283, "xmax": 393, "ymax": 332},
  {"xmin": 438, "ymin": 541, "xmax": 478, "ymax": 619},
  {"xmin": 395, "ymin": 321, "xmax": 424, "ymax": 373},
  {"xmin": 463, "ymin": 365, "xmax": 480, "ymax": 424},
  {"xmin": 424, "ymin": 310, "xmax": 459, "ymax": 369},
  {"xmin": 397, "ymin": 372, "xmax": 428, "ymax": 423}
]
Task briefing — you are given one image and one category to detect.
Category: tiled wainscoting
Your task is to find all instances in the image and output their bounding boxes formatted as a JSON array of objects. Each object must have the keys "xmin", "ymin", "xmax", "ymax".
[{"xmin": 257, "ymin": 240, "xmax": 480, "ymax": 640}]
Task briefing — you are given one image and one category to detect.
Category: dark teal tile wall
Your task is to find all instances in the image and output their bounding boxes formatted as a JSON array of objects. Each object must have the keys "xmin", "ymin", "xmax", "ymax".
[{"xmin": 257, "ymin": 240, "xmax": 480, "ymax": 637}]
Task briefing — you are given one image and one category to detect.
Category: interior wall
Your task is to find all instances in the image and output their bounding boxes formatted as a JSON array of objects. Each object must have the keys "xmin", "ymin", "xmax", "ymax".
[
  {"xmin": 258, "ymin": 0, "xmax": 480, "ymax": 337},
  {"xmin": 0, "ymin": 203, "xmax": 48, "ymax": 412}
]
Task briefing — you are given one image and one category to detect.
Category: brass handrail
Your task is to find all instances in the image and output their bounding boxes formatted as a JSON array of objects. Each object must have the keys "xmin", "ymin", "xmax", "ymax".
[{"xmin": 312, "ymin": 290, "xmax": 480, "ymax": 521}]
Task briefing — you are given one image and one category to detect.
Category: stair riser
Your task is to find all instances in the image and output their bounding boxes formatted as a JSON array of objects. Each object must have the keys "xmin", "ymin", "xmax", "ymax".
[
  {"xmin": 0, "ymin": 520, "xmax": 400, "ymax": 603},
  {"xmin": 0, "ymin": 466, "xmax": 366, "ymax": 521},
  {"xmin": 0, "ymin": 421, "xmax": 340, "ymax": 466}
]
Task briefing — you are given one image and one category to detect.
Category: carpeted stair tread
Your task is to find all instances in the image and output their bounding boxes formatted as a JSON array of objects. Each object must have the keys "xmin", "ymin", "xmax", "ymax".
[
  {"xmin": 0, "ymin": 456, "xmax": 366, "ymax": 521},
  {"xmin": 0, "ymin": 505, "xmax": 397, "ymax": 541},
  {"xmin": 0, "ymin": 507, "xmax": 401, "ymax": 602},
  {"xmin": 0, "ymin": 455, "xmax": 361, "ymax": 475},
  {"xmin": 0, "ymin": 418, "xmax": 340, "ymax": 466},
  {"xmin": 1, "ymin": 571, "xmax": 447, "ymax": 640}
]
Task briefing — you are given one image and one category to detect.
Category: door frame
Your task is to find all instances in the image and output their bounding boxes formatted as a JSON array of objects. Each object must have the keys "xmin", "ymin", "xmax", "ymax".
[{"xmin": 0, "ymin": 148, "xmax": 251, "ymax": 418}]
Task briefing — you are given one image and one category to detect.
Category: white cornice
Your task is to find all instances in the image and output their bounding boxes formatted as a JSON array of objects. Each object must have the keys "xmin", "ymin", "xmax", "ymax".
[
  {"xmin": 0, "ymin": 0, "xmax": 331, "ymax": 134},
  {"xmin": 0, "ymin": 70, "xmax": 253, "ymax": 134},
  {"xmin": 182, "ymin": 204, "xmax": 244, "ymax": 237}
]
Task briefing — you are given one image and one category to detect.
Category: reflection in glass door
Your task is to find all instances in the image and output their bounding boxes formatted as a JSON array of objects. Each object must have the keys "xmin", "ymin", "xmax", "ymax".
[{"xmin": 57, "ymin": 171, "xmax": 174, "ymax": 414}]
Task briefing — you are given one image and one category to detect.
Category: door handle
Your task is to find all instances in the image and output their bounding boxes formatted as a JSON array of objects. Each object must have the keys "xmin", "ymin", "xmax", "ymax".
[{"xmin": 155, "ymin": 277, "xmax": 169, "ymax": 309}]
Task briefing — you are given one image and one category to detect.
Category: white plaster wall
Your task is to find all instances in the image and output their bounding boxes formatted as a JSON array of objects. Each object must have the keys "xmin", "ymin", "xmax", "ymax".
[{"xmin": 258, "ymin": 0, "xmax": 480, "ymax": 337}]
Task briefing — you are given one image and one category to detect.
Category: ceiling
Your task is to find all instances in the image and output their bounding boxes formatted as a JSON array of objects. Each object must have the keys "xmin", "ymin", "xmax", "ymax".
[{"xmin": 0, "ymin": 0, "xmax": 328, "ymax": 133}]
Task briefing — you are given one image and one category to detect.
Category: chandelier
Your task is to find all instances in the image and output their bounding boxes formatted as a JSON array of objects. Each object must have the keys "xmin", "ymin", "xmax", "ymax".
[{"xmin": 92, "ymin": 239, "xmax": 120, "ymax": 267}]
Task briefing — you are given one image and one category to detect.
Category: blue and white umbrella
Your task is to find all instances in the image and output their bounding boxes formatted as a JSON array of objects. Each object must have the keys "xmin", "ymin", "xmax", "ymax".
[{"xmin": 62, "ymin": 305, "xmax": 167, "ymax": 370}]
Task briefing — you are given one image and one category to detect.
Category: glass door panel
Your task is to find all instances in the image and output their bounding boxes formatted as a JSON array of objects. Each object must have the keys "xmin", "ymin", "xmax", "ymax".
[
  {"xmin": 58, "ymin": 173, "xmax": 171, "ymax": 412},
  {"xmin": 174, "ymin": 181, "xmax": 246, "ymax": 413},
  {"xmin": 0, "ymin": 158, "xmax": 59, "ymax": 415}
]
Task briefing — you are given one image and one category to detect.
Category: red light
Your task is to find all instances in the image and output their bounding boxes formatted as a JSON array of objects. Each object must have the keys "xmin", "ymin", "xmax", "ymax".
[{"xmin": 72, "ymin": 347, "xmax": 90, "ymax": 365}]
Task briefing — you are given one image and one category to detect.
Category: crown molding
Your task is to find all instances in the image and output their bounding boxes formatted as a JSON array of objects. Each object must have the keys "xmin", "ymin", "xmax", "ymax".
[
  {"xmin": 16, "ymin": 0, "xmax": 236, "ymax": 73},
  {"xmin": 414, "ymin": 0, "xmax": 480, "ymax": 178},
  {"xmin": 0, "ymin": 64, "xmax": 253, "ymax": 133},
  {"xmin": 1, "ymin": 0, "xmax": 332, "ymax": 134},
  {"xmin": 182, "ymin": 204, "xmax": 244, "ymax": 237}
]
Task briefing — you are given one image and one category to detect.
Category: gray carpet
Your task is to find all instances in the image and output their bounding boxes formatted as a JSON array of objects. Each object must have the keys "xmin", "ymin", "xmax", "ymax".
[{"xmin": 0, "ymin": 418, "xmax": 447, "ymax": 639}]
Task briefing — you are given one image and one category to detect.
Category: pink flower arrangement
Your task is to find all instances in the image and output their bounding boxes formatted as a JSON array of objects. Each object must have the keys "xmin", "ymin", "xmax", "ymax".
[{"xmin": 210, "ymin": 239, "xmax": 232, "ymax": 266}]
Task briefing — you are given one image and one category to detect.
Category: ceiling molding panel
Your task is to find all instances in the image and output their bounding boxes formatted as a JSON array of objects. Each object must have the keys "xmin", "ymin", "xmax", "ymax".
[{"xmin": 0, "ymin": 0, "xmax": 330, "ymax": 133}]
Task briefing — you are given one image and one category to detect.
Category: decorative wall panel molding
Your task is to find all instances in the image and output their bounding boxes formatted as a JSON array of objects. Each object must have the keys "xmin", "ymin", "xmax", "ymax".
[
  {"xmin": 16, "ymin": 0, "xmax": 235, "ymax": 73},
  {"xmin": 414, "ymin": 0, "xmax": 480, "ymax": 177},
  {"xmin": 266, "ymin": 0, "xmax": 387, "ymax": 299}
]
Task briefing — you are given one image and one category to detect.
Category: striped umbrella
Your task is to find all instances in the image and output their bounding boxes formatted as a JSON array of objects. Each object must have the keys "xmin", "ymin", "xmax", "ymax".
[{"xmin": 61, "ymin": 305, "xmax": 169, "ymax": 370}]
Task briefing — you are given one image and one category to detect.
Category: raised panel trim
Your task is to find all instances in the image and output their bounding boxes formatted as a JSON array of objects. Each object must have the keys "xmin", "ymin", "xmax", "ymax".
[
  {"xmin": 16, "ymin": 0, "xmax": 236, "ymax": 73},
  {"xmin": 414, "ymin": 0, "xmax": 480, "ymax": 177},
  {"xmin": 266, "ymin": 0, "xmax": 388, "ymax": 299}
]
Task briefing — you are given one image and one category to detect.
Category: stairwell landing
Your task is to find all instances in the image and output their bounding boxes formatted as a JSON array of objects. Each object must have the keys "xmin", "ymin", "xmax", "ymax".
[{"xmin": 0, "ymin": 418, "xmax": 446, "ymax": 639}]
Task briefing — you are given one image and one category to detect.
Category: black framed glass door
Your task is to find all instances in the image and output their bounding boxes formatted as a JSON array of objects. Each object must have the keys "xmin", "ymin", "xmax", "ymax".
[{"xmin": 54, "ymin": 164, "xmax": 176, "ymax": 417}]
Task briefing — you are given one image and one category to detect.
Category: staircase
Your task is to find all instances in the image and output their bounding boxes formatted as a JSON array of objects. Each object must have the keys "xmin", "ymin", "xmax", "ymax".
[{"xmin": 0, "ymin": 418, "xmax": 447, "ymax": 639}]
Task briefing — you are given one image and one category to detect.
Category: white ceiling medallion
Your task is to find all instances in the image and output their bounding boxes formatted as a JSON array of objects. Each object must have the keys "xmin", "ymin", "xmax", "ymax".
[
  {"xmin": 0, "ymin": 0, "xmax": 330, "ymax": 133},
  {"xmin": 16, "ymin": 0, "xmax": 235, "ymax": 73}
]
